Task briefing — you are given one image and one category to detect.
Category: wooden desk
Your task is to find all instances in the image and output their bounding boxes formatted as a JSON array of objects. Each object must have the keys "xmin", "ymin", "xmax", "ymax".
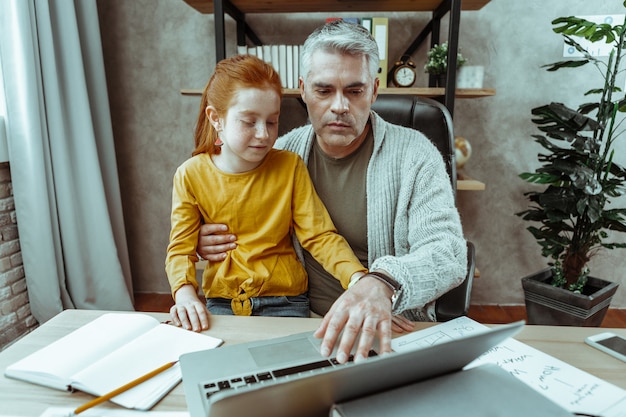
[{"xmin": 2, "ymin": 310, "xmax": 625, "ymax": 416}]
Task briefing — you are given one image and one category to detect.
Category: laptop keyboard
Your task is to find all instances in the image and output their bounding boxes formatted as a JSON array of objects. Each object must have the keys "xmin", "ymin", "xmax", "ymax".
[{"xmin": 201, "ymin": 351, "xmax": 377, "ymax": 399}]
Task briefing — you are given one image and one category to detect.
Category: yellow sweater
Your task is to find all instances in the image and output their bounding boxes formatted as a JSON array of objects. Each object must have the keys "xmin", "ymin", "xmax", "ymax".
[{"xmin": 166, "ymin": 150, "xmax": 366, "ymax": 315}]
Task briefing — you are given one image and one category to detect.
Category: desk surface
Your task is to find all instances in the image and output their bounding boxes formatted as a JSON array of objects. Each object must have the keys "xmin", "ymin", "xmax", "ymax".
[{"xmin": 2, "ymin": 310, "xmax": 625, "ymax": 416}]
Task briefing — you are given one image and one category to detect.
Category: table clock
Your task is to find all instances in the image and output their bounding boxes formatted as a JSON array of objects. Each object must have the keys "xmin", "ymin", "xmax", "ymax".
[{"xmin": 391, "ymin": 55, "xmax": 417, "ymax": 88}]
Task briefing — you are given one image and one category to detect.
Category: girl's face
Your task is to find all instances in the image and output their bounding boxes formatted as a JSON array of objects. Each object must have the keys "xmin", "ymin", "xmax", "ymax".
[{"xmin": 208, "ymin": 87, "xmax": 281, "ymax": 173}]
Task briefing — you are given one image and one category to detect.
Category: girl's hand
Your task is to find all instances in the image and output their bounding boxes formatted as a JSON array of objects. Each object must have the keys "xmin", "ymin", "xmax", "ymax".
[{"xmin": 169, "ymin": 285, "xmax": 211, "ymax": 332}]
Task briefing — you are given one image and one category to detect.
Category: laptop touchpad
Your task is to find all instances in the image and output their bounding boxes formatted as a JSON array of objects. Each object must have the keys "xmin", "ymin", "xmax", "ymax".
[{"xmin": 249, "ymin": 337, "xmax": 320, "ymax": 368}]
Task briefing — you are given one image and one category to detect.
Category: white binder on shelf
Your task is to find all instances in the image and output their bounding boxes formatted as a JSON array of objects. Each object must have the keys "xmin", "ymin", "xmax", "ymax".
[{"xmin": 371, "ymin": 17, "xmax": 388, "ymax": 88}]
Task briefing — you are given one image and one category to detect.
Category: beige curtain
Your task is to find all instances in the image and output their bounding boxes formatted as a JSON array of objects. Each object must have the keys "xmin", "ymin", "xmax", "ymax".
[{"xmin": 0, "ymin": 0, "xmax": 134, "ymax": 322}]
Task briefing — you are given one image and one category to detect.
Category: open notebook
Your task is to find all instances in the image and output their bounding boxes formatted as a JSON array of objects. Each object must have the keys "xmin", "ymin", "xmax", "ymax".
[{"xmin": 5, "ymin": 313, "xmax": 223, "ymax": 410}]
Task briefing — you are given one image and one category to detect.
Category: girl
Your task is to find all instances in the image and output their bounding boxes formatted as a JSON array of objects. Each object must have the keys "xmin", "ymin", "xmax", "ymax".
[{"xmin": 166, "ymin": 55, "xmax": 366, "ymax": 330}]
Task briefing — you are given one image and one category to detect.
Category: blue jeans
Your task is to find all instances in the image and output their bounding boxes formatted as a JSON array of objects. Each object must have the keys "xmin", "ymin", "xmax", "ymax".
[{"xmin": 206, "ymin": 294, "xmax": 310, "ymax": 317}]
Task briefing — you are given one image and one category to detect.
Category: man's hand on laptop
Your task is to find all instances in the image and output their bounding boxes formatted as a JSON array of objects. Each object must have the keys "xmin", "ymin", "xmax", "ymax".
[{"xmin": 314, "ymin": 275, "xmax": 413, "ymax": 364}]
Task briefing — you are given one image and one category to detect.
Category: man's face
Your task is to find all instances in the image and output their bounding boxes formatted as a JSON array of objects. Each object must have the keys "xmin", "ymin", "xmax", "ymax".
[{"xmin": 300, "ymin": 50, "xmax": 379, "ymax": 158}]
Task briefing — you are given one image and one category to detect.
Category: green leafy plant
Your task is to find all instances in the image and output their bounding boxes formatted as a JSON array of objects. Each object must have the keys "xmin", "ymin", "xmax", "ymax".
[
  {"xmin": 424, "ymin": 42, "xmax": 467, "ymax": 76},
  {"xmin": 517, "ymin": 8, "xmax": 626, "ymax": 292}
]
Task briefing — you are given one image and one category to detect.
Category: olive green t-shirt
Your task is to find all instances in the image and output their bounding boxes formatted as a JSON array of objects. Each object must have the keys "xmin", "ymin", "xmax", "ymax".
[{"xmin": 304, "ymin": 127, "xmax": 374, "ymax": 315}]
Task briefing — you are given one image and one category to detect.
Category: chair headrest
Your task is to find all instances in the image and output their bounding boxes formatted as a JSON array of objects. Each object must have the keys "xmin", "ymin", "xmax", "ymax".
[{"xmin": 371, "ymin": 95, "xmax": 456, "ymax": 189}]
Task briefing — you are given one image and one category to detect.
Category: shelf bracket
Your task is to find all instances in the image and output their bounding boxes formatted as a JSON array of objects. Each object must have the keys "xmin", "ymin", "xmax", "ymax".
[
  {"xmin": 213, "ymin": 0, "xmax": 263, "ymax": 61},
  {"xmin": 391, "ymin": 0, "xmax": 461, "ymax": 118},
  {"xmin": 442, "ymin": 0, "xmax": 461, "ymax": 118}
]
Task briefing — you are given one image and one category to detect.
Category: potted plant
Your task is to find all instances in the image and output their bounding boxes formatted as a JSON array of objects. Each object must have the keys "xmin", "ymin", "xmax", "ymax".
[
  {"xmin": 516, "ymin": 11, "xmax": 626, "ymax": 326},
  {"xmin": 424, "ymin": 42, "xmax": 466, "ymax": 86}
]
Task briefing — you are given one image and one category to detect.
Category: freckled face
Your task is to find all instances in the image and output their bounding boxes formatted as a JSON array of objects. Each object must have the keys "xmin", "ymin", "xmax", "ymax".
[
  {"xmin": 209, "ymin": 88, "xmax": 281, "ymax": 173},
  {"xmin": 300, "ymin": 50, "xmax": 378, "ymax": 158}
]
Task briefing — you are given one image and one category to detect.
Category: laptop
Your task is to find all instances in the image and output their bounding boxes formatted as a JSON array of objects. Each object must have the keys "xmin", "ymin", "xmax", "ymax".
[{"xmin": 180, "ymin": 321, "xmax": 524, "ymax": 417}]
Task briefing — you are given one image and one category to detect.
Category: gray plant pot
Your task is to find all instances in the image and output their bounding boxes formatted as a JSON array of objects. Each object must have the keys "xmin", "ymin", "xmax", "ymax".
[{"xmin": 521, "ymin": 268, "xmax": 619, "ymax": 327}]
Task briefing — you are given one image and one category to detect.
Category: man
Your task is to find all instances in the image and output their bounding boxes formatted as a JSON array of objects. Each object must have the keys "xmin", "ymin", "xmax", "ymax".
[{"xmin": 188, "ymin": 20, "xmax": 467, "ymax": 363}]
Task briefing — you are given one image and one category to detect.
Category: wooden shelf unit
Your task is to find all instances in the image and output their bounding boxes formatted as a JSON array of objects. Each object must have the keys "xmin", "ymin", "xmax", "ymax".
[
  {"xmin": 182, "ymin": 0, "xmax": 491, "ymax": 14},
  {"xmin": 181, "ymin": 0, "xmax": 491, "ymax": 191},
  {"xmin": 180, "ymin": 88, "xmax": 496, "ymax": 99},
  {"xmin": 181, "ymin": 0, "xmax": 492, "ymax": 117}
]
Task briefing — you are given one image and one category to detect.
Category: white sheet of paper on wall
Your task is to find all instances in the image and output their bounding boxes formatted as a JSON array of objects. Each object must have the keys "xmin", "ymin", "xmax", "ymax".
[
  {"xmin": 562, "ymin": 15, "xmax": 624, "ymax": 58},
  {"xmin": 456, "ymin": 65, "xmax": 484, "ymax": 89}
]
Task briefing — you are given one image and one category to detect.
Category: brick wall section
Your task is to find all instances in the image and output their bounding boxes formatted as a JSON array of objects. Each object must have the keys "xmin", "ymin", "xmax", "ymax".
[{"xmin": 0, "ymin": 162, "xmax": 38, "ymax": 350}]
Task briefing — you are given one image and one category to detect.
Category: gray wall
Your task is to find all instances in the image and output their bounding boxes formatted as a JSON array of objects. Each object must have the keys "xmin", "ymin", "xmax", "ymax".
[{"xmin": 97, "ymin": 0, "xmax": 626, "ymax": 308}]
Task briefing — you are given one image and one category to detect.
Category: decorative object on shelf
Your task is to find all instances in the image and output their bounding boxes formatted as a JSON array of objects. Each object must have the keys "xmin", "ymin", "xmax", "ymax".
[
  {"xmin": 390, "ymin": 55, "xmax": 417, "ymax": 87},
  {"xmin": 454, "ymin": 136, "xmax": 471, "ymax": 169},
  {"xmin": 456, "ymin": 65, "xmax": 484, "ymax": 89},
  {"xmin": 516, "ymin": 12, "xmax": 626, "ymax": 326},
  {"xmin": 424, "ymin": 42, "xmax": 466, "ymax": 86}
]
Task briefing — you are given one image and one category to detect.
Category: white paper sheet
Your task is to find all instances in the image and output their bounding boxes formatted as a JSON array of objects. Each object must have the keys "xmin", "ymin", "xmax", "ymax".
[{"xmin": 391, "ymin": 316, "xmax": 626, "ymax": 417}]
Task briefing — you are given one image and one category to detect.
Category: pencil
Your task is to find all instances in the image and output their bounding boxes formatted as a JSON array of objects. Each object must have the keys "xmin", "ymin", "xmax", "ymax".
[{"xmin": 72, "ymin": 360, "xmax": 178, "ymax": 415}]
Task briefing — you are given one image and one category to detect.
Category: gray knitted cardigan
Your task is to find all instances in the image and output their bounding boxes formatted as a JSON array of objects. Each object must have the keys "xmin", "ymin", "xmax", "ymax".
[{"xmin": 275, "ymin": 111, "xmax": 467, "ymax": 321}]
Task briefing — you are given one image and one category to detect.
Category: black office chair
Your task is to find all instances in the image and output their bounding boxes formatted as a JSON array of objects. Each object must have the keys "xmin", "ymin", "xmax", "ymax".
[{"xmin": 371, "ymin": 95, "xmax": 475, "ymax": 321}]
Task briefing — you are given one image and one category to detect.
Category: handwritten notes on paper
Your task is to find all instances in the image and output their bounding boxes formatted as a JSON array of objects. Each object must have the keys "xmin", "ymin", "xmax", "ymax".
[
  {"xmin": 391, "ymin": 317, "xmax": 626, "ymax": 417},
  {"xmin": 470, "ymin": 336, "xmax": 626, "ymax": 415},
  {"xmin": 392, "ymin": 317, "xmax": 488, "ymax": 350}
]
